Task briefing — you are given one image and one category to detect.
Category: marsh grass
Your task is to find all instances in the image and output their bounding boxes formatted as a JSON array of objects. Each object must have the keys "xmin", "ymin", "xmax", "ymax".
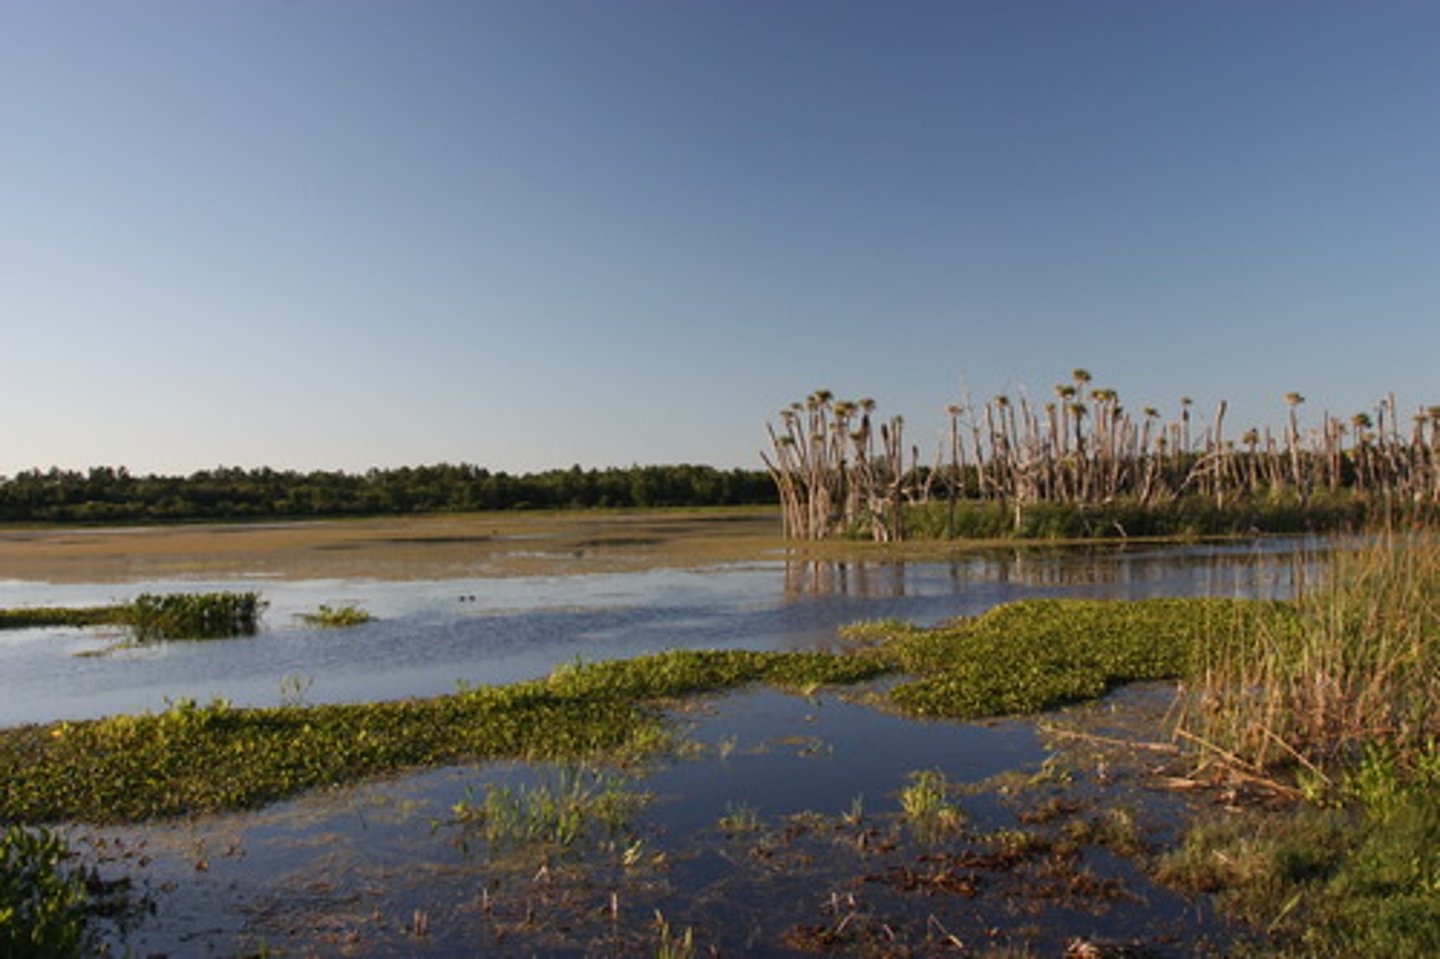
[
  {"xmin": 1157, "ymin": 745, "xmax": 1440, "ymax": 956},
  {"xmin": 0, "ymin": 607, "xmax": 116, "ymax": 630},
  {"xmin": 449, "ymin": 767, "xmax": 649, "ymax": 851},
  {"xmin": 0, "ymin": 591, "xmax": 266, "ymax": 641},
  {"xmin": 1178, "ymin": 532, "xmax": 1438, "ymax": 774},
  {"xmin": 897, "ymin": 769, "xmax": 967, "ymax": 842}
]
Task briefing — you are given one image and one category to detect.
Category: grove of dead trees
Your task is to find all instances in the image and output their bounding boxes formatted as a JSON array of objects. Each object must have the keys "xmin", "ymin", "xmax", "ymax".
[{"xmin": 763, "ymin": 373, "xmax": 1440, "ymax": 541}]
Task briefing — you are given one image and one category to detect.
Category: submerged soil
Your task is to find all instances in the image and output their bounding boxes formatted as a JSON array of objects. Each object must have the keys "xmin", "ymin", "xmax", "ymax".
[{"xmin": 0, "ymin": 509, "xmax": 787, "ymax": 583}]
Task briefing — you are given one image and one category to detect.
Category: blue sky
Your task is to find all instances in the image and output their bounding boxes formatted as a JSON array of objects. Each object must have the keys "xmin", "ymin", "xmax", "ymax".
[{"xmin": 3, "ymin": 1, "xmax": 1437, "ymax": 476}]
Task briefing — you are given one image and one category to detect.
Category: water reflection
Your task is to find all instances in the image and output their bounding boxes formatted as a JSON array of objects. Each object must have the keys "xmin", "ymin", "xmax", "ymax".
[
  {"xmin": 783, "ymin": 537, "xmax": 1322, "ymax": 600},
  {"xmin": 0, "ymin": 538, "xmax": 1334, "ymax": 726}
]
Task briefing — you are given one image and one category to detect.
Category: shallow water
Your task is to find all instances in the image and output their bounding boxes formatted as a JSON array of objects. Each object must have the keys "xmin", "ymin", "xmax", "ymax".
[
  {"xmin": 79, "ymin": 684, "xmax": 1232, "ymax": 958},
  {"xmin": 9, "ymin": 536, "xmax": 1330, "ymax": 956},
  {"xmin": 0, "ymin": 538, "xmax": 1314, "ymax": 726}
]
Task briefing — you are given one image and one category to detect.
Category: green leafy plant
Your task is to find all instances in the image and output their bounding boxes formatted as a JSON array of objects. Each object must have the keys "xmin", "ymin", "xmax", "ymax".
[
  {"xmin": 123, "ymin": 591, "xmax": 265, "ymax": 640},
  {"xmin": 298, "ymin": 604, "xmax": 373, "ymax": 628},
  {"xmin": 0, "ymin": 826, "xmax": 90, "ymax": 959}
]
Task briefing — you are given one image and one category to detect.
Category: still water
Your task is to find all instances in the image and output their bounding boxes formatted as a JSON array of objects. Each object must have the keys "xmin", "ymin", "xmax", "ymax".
[
  {"xmin": 9, "ymin": 537, "xmax": 1332, "ymax": 956},
  {"xmin": 0, "ymin": 539, "xmax": 1314, "ymax": 727}
]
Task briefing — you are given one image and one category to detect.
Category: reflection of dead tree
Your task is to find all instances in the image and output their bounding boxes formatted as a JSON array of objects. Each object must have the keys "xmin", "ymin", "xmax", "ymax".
[{"xmin": 765, "ymin": 373, "xmax": 1439, "ymax": 540}]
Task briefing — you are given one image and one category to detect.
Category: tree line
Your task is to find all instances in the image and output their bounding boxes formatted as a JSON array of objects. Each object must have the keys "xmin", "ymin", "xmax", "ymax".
[{"xmin": 0, "ymin": 463, "xmax": 776, "ymax": 523}]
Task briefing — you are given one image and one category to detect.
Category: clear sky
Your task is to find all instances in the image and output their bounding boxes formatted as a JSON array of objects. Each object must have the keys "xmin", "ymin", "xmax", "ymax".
[{"xmin": 3, "ymin": 0, "xmax": 1437, "ymax": 477}]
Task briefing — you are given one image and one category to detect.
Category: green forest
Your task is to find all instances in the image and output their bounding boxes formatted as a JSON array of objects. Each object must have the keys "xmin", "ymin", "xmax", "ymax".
[{"xmin": 0, "ymin": 463, "xmax": 777, "ymax": 523}]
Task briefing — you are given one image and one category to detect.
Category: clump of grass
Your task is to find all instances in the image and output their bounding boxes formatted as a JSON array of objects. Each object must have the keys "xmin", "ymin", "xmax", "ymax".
[
  {"xmin": 717, "ymin": 802, "xmax": 762, "ymax": 834},
  {"xmin": 1159, "ymin": 533, "xmax": 1440, "ymax": 953},
  {"xmin": 298, "ymin": 603, "xmax": 373, "ymax": 628},
  {"xmin": 898, "ymin": 768, "xmax": 967, "ymax": 842},
  {"xmin": 874, "ymin": 597, "xmax": 1290, "ymax": 719},
  {"xmin": 450, "ymin": 767, "xmax": 649, "ymax": 850},
  {"xmin": 122, "ymin": 591, "xmax": 265, "ymax": 640}
]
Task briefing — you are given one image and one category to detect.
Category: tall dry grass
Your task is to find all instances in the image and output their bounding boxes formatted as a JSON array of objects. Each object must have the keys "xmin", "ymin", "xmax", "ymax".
[{"xmin": 1180, "ymin": 530, "xmax": 1438, "ymax": 773}]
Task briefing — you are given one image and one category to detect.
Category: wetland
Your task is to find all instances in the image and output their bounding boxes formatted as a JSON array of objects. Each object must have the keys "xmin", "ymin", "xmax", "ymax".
[{"xmin": 0, "ymin": 511, "xmax": 1433, "ymax": 956}]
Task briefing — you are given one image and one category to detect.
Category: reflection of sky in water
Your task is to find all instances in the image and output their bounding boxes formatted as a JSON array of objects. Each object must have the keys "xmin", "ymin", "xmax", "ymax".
[
  {"xmin": 91, "ymin": 686, "xmax": 1227, "ymax": 958},
  {"xmin": 0, "ymin": 539, "xmax": 1325, "ymax": 725}
]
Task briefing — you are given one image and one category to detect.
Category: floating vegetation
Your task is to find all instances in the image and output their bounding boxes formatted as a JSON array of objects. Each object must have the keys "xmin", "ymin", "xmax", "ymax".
[
  {"xmin": 0, "ymin": 591, "xmax": 265, "ymax": 641},
  {"xmin": 0, "ymin": 649, "xmax": 889, "ymax": 825},
  {"xmin": 870, "ymin": 596, "xmax": 1294, "ymax": 720},
  {"xmin": 0, "ymin": 607, "xmax": 116, "ymax": 630},
  {"xmin": 0, "ymin": 825, "xmax": 137, "ymax": 959},
  {"xmin": 123, "ymin": 591, "xmax": 265, "ymax": 640},
  {"xmin": 297, "ymin": 603, "xmax": 373, "ymax": 628}
]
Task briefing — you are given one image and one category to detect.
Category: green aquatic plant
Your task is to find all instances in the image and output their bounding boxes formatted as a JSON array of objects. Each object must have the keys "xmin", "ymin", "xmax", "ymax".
[
  {"xmin": 717, "ymin": 802, "xmax": 762, "ymax": 834},
  {"xmin": 0, "ymin": 826, "xmax": 90, "ymax": 958},
  {"xmin": 876, "ymin": 596, "xmax": 1292, "ymax": 720},
  {"xmin": 298, "ymin": 603, "xmax": 373, "ymax": 628},
  {"xmin": 898, "ymin": 768, "xmax": 966, "ymax": 842},
  {"xmin": 0, "ymin": 592, "xmax": 267, "ymax": 639},
  {"xmin": 0, "ymin": 648, "xmax": 888, "ymax": 825},
  {"xmin": 0, "ymin": 607, "xmax": 117, "ymax": 630},
  {"xmin": 449, "ymin": 767, "xmax": 649, "ymax": 850},
  {"xmin": 123, "ymin": 591, "xmax": 265, "ymax": 640}
]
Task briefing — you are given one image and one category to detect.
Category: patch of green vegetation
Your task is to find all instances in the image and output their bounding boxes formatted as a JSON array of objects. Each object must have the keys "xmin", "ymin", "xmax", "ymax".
[
  {"xmin": 0, "ymin": 607, "xmax": 117, "ymax": 630},
  {"xmin": 298, "ymin": 603, "xmax": 373, "ymax": 628},
  {"xmin": 0, "ymin": 825, "xmax": 90, "ymax": 958},
  {"xmin": 717, "ymin": 801, "xmax": 763, "ymax": 834},
  {"xmin": 870, "ymin": 596, "xmax": 1294, "ymax": 719},
  {"xmin": 123, "ymin": 591, "xmax": 265, "ymax": 640},
  {"xmin": 0, "ymin": 591, "xmax": 265, "ymax": 640},
  {"xmin": 1158, "ymin": 745, "xmax": 1440, "ymax": 956},
  {"xmin": 449, "ymin": 767, "xmax": 650, "ymax": 851},
  {"xmin": 897, "ymin": 768, "xmax": 967, "ymax": 842},
  {"xmin": 1184, "ymin": 532, "xmax": 1439, "ymax": 773},
  {"xmin": 544, "ymin": 648, "xmax": 888, "ymax": 701},
  {"xmin": 0, "ymin": 649, "xmax": 888, "ymax": 825}
]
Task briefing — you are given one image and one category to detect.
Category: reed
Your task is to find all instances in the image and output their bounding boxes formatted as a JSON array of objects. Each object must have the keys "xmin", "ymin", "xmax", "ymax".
[{"xmin": 1178, "ymin": 531, "xmax": 1439, "ymax": 774}]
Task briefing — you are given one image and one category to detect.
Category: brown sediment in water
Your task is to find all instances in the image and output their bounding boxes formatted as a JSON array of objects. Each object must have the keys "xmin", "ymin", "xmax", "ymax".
[
  {"xmin": 0, "ymin": 509, "xmax": 791, "ymax": 583},
  {"xmin": 0, "ymin": 507, "xmax": 1245, "ymax": 585}
]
